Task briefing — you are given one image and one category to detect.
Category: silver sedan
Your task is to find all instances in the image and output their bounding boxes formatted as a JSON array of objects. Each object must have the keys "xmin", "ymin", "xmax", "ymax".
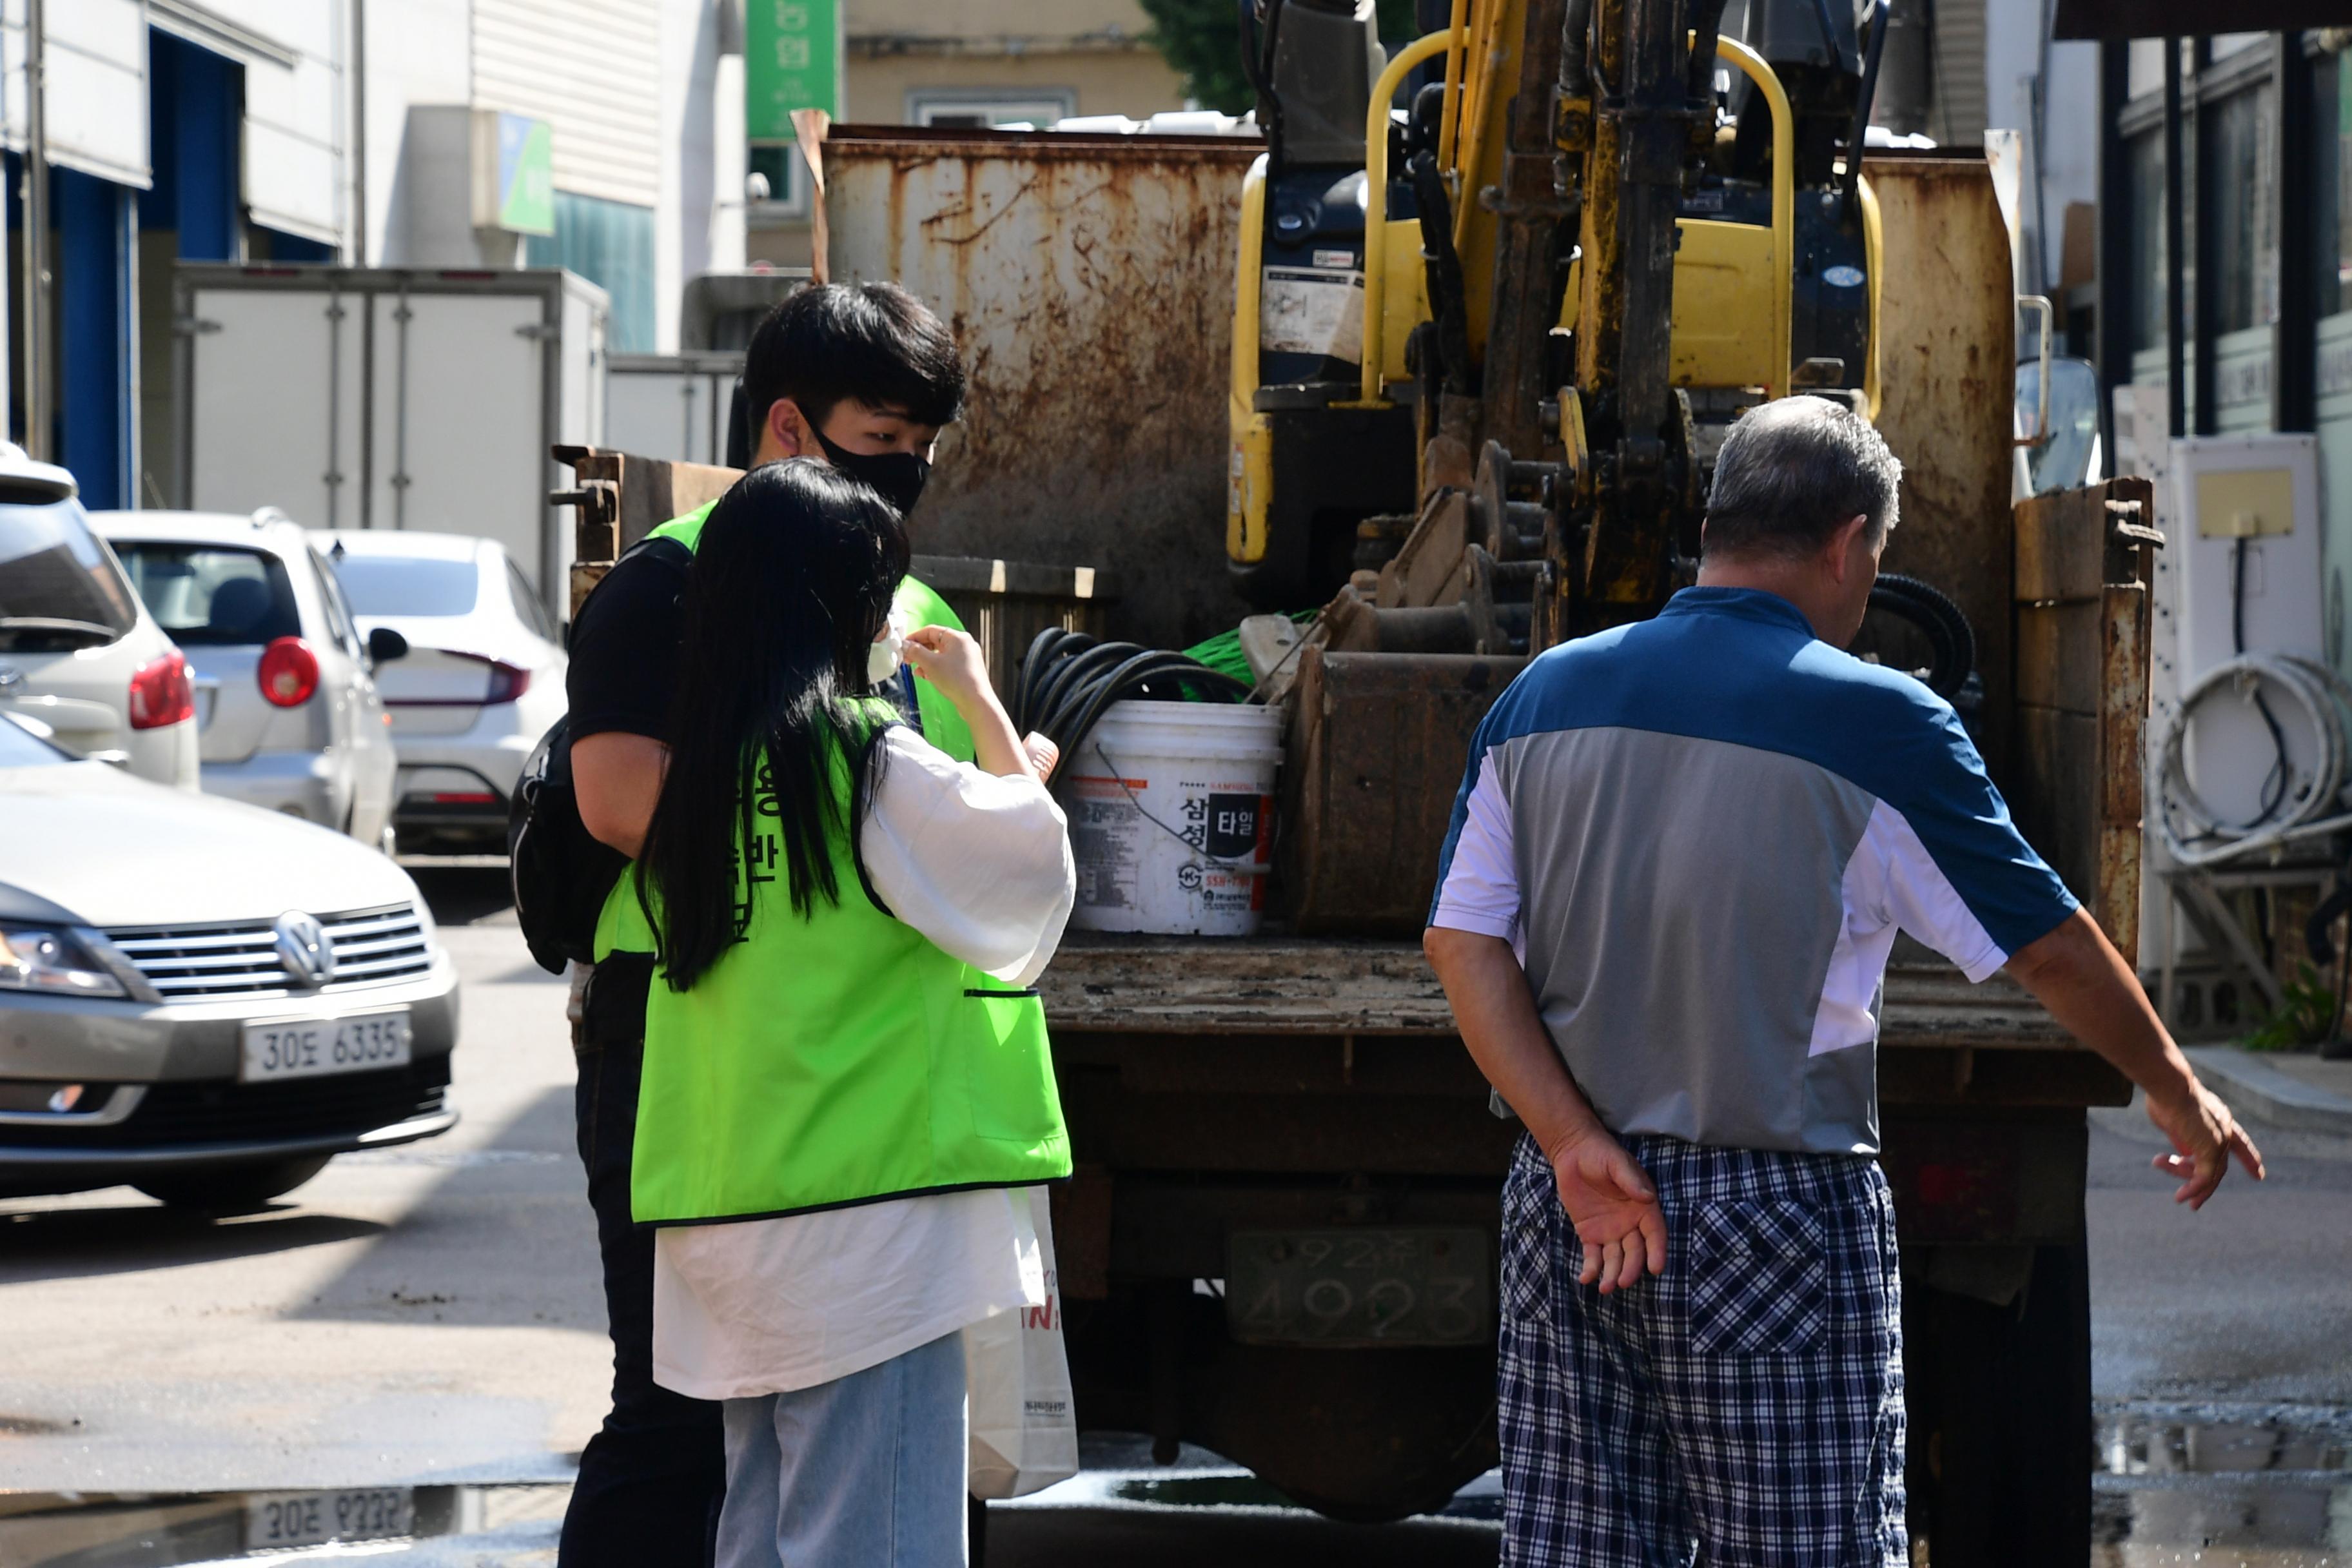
[
  {"xmin": 92, "ymin": 508, "xmax": 404, "ymax": 851},
  {"xmin": 0, "ymin": 714, "xmax": 459, "ymax": 1208}
]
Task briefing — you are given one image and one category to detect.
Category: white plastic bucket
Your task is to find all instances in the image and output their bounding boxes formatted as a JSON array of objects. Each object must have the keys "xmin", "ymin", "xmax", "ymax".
[{"xmin": 1057, "ymin": 699, "xmax": 1284, "ymax": 936}]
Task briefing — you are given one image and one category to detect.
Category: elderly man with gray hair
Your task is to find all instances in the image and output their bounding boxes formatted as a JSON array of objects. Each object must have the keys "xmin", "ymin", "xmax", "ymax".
[{"xmin": 1424, "ymin": 395, "xmax": 2264, "ymax": 1566}]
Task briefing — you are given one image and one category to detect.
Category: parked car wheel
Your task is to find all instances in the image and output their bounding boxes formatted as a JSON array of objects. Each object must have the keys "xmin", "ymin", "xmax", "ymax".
[{"xmin": 134, "ymin": 1154, "xmax": 335, "ymax": 1213}]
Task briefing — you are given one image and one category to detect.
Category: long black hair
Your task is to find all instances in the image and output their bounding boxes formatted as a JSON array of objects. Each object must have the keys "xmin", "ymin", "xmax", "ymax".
[{"xmin": 637, "ymin": 460, "xmax": 910, "ymax": 991}]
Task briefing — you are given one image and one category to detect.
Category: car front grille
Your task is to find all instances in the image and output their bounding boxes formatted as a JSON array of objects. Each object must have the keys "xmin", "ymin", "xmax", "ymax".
[
  {"xmin": 0, "ymin": 1057, "xmax": 451, "ymax": 1150},
  {"xmin": 105, "ymin": 904, "xmax": 435, "ymax": 1002}
]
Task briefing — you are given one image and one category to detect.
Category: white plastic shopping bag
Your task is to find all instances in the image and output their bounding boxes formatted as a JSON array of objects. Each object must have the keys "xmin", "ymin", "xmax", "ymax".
[{"xmin": 965, "ymin": 1186, "xmax": 1081, "ymax": 1499}]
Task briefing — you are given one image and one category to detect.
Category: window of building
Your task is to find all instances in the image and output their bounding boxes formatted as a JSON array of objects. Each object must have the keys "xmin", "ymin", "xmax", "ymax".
[
  {"xmin": 906, "ymin": 92, "xmax": 1076, "ymax": 130},
  {"xmin": 2317, "ymin": 45, "xmax": 2350, "ymax": 322},
  {"xmin": 749, "ymin": 142, "xmax": 810, "ymax": 219},
  {"xmin": 525, "ymin": 191, "xmax": 656, "ymax": 353},
  {"xmin": 2209, "ymin": 82, "xmax": 2277, "ymax": 335},
  {"xmin": 2129, "ymin": 130, "xmax": 2168, "ymax": 353}
]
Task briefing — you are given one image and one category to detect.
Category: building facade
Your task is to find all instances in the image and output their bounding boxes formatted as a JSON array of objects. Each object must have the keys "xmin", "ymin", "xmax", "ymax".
[
  {"xmin": 745, "ymin": 0, "xmax": 1188, "ymax": 266},
  {"xmin": 6, "ymin": 0, "xmax": 747, "ymax": 510}
]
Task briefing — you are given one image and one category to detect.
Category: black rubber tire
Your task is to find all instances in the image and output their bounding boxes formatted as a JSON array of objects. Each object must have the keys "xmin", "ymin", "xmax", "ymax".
[{"xmin": 135, "ymin": 1154, "xmax": 335, "ymax": 1213}]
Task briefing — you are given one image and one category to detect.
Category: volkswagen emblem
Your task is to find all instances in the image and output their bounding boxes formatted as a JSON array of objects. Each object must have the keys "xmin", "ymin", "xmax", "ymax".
[
  {"xmin": 272, "ymin": 911, "xmax": 336, "ymax": 988},
  {"xmin": 0, "ymin": 665, "xmax": 21, "ymax": 692}
]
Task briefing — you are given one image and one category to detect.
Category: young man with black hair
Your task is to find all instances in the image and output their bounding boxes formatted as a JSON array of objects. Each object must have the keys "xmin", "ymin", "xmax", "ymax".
[{"xmin": 558, "ymin": 281, "xmax": 971, "ymax": 1568}]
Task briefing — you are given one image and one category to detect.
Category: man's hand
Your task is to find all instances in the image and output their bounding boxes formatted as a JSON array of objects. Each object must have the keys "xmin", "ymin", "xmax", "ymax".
[
  {"xmin": 1547, "ymin": 1128, "xmax": 1667, "ymax": 1294},
  {"xmin": 2144, "ymin": 1079, "xmax": 2266, "ymax": 1209},
  {"xmin": 1424, "ymin": 926, "xmax": 1671, "ymax": 1296},
  {"xmin": 2004, "ymin": 909, "xmax": 2264, "ymax": 1206}
]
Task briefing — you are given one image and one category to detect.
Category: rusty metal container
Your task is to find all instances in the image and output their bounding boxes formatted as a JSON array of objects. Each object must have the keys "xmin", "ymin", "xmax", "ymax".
[
  {"xmin": 823, "ymin": 125, "xmax": 1263, "ymax": 653},
  {"xmin": 1861, "ymin": 152, "xmax": 2022, "ymax": 783}
]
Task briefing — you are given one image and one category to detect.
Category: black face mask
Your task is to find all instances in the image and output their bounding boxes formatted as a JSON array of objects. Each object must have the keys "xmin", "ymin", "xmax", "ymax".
[{"xmin": 812, "ymin": 426, "xmax": 932, "ymax": 518}]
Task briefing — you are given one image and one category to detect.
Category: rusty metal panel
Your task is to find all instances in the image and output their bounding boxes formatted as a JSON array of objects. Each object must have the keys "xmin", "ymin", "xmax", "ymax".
[
  {"xmin": 2011, "ymin": 478, "xmax": 2154, "ymax": 959},
  {"xmin": 1279, "ymin": 648, "xmax": 1526, "ymax": 936},
  {"xmin": 1863, "ymin": 155, "xmax": 2019, "ymax": 785},
  {"xmin": 824, "ymin": 127, "xmax": 1264, "ymax": 652}
]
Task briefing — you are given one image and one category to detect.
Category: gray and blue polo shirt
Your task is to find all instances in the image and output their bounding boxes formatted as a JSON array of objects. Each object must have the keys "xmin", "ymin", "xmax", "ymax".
[{"xmin": 1429, "ymin": 585, "xmax": 2077, "ymax": 1157}]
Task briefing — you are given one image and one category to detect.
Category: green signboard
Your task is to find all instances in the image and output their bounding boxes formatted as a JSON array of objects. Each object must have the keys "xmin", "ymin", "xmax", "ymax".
[
  {"xmin": 747, "ymin": 0, "xmax": 841, "ymax": 139},
  {"xmin": 496, "ymin": 113, "xmax": 556, "ymax": 237}
]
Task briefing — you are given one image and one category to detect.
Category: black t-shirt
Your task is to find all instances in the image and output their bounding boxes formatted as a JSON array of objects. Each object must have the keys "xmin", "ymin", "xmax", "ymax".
[{"xmin": 567, "ymin": 537, "xmax": 692, "ymax": 743}]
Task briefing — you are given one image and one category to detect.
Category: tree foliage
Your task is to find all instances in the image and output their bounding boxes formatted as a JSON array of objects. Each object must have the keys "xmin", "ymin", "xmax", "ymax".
[{"xmin": 1139, "ymin": 0, "xmax": 1422, "ymax": 117}]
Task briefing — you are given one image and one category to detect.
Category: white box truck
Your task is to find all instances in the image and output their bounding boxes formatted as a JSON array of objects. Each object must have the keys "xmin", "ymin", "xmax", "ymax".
[
  {"xmin": 170, "ymin": 264, "xmax": 608, "ymax": 620},
  {"xmin": 607, "ymin": 351, "xmax": 742, "ymax": 469}
]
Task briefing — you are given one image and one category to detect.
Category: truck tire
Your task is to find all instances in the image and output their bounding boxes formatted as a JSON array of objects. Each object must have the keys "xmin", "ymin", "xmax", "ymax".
[{"xmin": 136, "ymin": 1155, "xmax": 335, "ymax": 1213}]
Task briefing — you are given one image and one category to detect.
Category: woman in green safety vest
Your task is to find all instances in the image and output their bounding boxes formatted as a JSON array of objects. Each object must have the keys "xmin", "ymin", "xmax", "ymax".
[{"xmin": 628, "ymin": 460, "xmax": 1075, "ymax": 1567}]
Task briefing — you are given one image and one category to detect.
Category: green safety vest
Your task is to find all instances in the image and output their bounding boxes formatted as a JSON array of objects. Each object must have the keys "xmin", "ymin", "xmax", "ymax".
[
  {"xmin": 593, "ymin": 498, "xmax": 975, "ymax": 959},
  {"xmin": 629, "ymin": 712, "xmax": 1072, "ymax": 1226}
]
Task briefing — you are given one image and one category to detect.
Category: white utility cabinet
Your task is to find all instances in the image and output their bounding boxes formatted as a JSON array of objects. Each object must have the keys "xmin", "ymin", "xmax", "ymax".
[{"xmin": 2164, "ymin": 431, "xmax": 2324, "ymax": 830}]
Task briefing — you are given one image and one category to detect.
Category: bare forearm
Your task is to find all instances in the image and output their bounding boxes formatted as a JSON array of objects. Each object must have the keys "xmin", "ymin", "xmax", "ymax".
[
  {"xmin": 573, "ymin": 732, "xmax": 669, "ymax": 858},
  {"xmin": 1424, "ymin": 926, "xmax": 1605, "ymax": 1157},
  {"xmin": 2006, "ymin": 908, "xmax": 2197, "ymax": 1100},
  {"xmin": 960, "ymin": 698, "xmax": 1036, "ymax": 782}
]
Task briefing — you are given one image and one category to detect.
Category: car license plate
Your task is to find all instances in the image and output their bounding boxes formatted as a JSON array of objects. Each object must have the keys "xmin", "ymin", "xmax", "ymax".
[
  {"xmin": 1226, "ymin": 1226, "xmax": 1492, "ymax": 1348},
  {"xmin": 241, "ymin": 1009, "xmax": 412, "ymax": 1083},
  {"xmin": 245, "ymin": 1487, "xmax": 414, "ymax": 1549}
]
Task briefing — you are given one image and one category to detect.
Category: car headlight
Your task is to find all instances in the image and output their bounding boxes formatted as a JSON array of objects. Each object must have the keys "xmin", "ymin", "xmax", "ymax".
[{"xmin": 0, "ymin": 926, "xmax": 128, "ymax": 998}]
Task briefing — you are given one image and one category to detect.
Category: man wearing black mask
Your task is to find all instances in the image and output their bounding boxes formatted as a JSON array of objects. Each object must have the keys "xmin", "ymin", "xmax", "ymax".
[{"xmin": 558, "ymin": 281, "xmax": 969, "ymax": 1567}]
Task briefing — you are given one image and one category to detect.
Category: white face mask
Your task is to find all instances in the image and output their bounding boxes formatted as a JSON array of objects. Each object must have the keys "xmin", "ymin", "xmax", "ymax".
[{"xmin": 867, "ymin": 607, "xmax": 907, "ymax": 687}]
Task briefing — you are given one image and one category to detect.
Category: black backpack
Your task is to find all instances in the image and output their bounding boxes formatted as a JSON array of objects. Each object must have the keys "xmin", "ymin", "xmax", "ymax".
[{"xmin": 509, "ymin": 715, "xmax": 630, "ymax": 975}]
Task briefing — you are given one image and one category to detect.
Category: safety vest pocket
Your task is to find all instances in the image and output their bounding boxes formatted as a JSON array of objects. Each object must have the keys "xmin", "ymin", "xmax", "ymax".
[{"xmin": 959, "ymin": 990, "xmax": 1064, "ymax": 1144}]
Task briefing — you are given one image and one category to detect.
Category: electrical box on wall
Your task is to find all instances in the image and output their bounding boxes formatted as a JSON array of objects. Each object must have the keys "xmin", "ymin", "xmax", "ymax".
[
  {"xmin": 2168, "ymin": 435, "xmax": 2322, "ymax": 683},
  {"xmin": 2166, "ymin": 433, "xmax": 2324, "ymax": 843}
]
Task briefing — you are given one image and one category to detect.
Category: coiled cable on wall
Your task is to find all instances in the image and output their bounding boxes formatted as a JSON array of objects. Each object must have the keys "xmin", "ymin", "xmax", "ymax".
[
  {"xmin": 2153, "ymin": 651, "xmax": 2352, "ymax": 868},
  {"xmin": 1012, "ymin": 629, "xmax": 1253, "ymax": 784}
]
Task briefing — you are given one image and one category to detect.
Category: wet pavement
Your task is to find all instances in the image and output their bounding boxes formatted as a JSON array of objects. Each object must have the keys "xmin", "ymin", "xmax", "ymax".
[
  {"xmin": 2, "ymin": 867, "xmax": 2349, "ymax": 1563},
  {"xmin": 6, "ymin": 1413, "xmax": 2351, "ymax": 1565}
]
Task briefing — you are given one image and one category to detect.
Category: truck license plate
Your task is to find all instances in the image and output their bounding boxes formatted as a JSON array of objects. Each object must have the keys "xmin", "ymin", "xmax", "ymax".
[
  {"xmin": 245, "ymin": 1487, "xmax": 414, "ymax": 1549},
  {"xmin": 240, "ymin": 1009, "xmax": 412, "ymax": 1083},
  {"xmin": 1226, "ymin": 1227, "xmax": 1491, "ymax": 1348}
]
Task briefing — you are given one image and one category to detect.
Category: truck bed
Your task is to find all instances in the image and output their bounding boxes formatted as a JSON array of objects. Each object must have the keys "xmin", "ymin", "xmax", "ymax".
[{"xmin": 1038, "ymin": 931, "xmax": 2130, "ymax": 1109}]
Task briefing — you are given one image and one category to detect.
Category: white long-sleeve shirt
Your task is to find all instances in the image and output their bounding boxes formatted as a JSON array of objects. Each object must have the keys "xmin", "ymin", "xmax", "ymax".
[{"xmin": 651, "ymin": 727, "xmax": 1075, "ymax": 1399}]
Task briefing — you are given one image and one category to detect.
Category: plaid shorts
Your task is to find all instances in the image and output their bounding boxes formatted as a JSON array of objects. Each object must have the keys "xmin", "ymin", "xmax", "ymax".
[{"xmin": 1497, "ymin": 1132, "xmax": 1906, "ymax": 1568}]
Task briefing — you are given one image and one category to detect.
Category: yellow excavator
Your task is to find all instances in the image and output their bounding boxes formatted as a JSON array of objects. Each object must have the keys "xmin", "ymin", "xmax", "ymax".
[{"xmin": 1227, "ymin": 0, "xmax": 1888, "ymax": 640}]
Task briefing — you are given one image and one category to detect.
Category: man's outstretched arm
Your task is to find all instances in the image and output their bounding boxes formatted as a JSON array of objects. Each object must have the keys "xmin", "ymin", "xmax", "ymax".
[
  {"xmin": 2004, "ymin": 907, "xmax": 2264, "ymax": 1207},
  {"xmin": 1424, "ymin": 926, "xmax": 1667, "ymax": 1293}
]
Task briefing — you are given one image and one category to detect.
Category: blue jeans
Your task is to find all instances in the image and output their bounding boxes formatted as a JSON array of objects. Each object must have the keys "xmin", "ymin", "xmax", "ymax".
[{"xmin": 716, "ymin": 1331, "xmax": 969, "ymax": 1568}]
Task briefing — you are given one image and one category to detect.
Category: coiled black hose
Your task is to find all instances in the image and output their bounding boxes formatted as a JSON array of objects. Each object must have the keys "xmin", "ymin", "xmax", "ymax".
[
  {"xmin": 1012, "ymin": 629, "xmax": 1254, "ymax": 783},
  {"xmin": 1867, "ymin": 573, "xmax": 1975, "ymax": 700}
]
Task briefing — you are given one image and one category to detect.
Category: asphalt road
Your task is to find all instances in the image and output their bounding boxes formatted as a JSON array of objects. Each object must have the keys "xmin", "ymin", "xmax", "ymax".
[{"xmin": 1, "ymin": 867, "xmax": 2347, "ymax": 1565}]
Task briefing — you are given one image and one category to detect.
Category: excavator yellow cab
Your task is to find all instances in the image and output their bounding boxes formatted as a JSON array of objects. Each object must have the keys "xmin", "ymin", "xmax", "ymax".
[{"xmin": 1226, "ymin": 0, "xmax": 1890, "ymax": 616}]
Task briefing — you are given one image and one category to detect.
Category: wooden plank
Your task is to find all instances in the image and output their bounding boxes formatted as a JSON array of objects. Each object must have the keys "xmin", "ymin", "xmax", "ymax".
[
  {"xmin": 2012, "ymin": 703, "xmax": 2099, "ymax": 908},
  {"xmin": 2010, "ymin": 479, "xmax": 2153, "ymax": 957},
  {"xmin": 2097, "ymin": 578, "xmax": 2150, "ymax": 959},
  {"xmin": 1037, "ymin": 936, "xmax": 2079, "ymax": 1051},
  {"xmin": 665, "ymin": 460, "xmax": 743, "ymax": 520},
  {"xmin": 2014, "ymin": 484, "xmax": 2108, "ymax": 603},
  {"xmin": 2014, "ymin": 602, "xmax": 2106, "ymax": 714}
]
